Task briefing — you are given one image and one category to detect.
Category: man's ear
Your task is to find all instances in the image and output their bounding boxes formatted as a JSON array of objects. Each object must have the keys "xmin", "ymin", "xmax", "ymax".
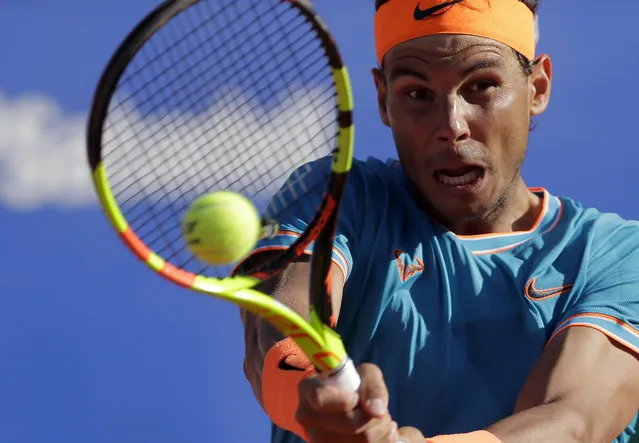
[
  {"xmin": 529, "ymin": 54, "xmax": 552, "ymax": 117},
  {"xmin": 372, "ymin": 68, "xmax": 391, "ymax": 127}
]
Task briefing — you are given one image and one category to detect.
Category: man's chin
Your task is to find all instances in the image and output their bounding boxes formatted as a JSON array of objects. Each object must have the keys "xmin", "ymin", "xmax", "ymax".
[{"xmin": 421, "ymin": 190, "xmax": 499, "ymax": 232}]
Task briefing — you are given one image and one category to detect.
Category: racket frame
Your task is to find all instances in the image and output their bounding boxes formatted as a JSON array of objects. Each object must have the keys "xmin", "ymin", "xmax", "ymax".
[{"xmin": 86, "ymin": 0, "xmax": 357, "ymax": 385}]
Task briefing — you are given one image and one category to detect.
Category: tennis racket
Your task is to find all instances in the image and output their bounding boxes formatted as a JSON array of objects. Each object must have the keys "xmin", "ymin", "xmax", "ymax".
[{"xmin": 86, "ymin": 0, "xmax": 359, "ymax": 391}]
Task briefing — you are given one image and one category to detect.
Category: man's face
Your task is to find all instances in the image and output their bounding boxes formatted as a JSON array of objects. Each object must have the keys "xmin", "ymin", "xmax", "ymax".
[{"xmin": 373, "ymin": 34, "xmax": 551, "ymax": 225}]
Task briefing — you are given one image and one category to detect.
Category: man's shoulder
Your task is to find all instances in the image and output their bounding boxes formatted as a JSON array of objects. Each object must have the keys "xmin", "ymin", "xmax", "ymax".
[
  {"xmin": 553, "ymin": 193, "xmax": 639, "ymax": 251},
  {"xmin": 351, "ymin": 156, "xmax": 403, "ymax": 179},
  {"xmin": 337, "ymin": 156, "xmax": 409, "ymax": 208}
]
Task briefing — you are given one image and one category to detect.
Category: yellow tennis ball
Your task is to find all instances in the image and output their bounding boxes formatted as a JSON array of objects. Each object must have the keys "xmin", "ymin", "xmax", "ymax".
[{"xmin": 182, "ymin": 191, "xmax": 261, "ymax": 265}]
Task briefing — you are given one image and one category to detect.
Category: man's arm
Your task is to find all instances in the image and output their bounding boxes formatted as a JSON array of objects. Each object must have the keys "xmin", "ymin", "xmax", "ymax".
[
  {"xmin": 397, "ymin": 326, "xmax": 639, "ymax": 443},
  {"xmin": 484, "ymin": 326, "xmax": 639, "ymax": 443},
  {"xmin": 240, "ymin": 256, "xmax": 345, "ymax": 409}
]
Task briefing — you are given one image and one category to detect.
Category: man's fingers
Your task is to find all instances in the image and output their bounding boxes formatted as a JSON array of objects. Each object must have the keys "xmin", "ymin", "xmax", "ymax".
[
  {"xmin": 296, "ymin": 362, "xmax": 400, "ymax": 442},
  {"xmin": 298, "ymin": 376, "xmax": 359, "ymax": 413},
  {"xmin": 356, "ymin": 363, "xmax": 390, "ymax": 418},
  {"xmin": 305, "ymin": 413, "xmax": 398, "ymax": 443},
  {"xmin": 297, "ymin": 406, "xmax": 390, "ymax": 435}
]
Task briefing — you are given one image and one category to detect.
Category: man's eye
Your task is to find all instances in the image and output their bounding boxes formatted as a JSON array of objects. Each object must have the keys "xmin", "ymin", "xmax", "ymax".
[
  {"xmin": 407, "ymin": 89, "xmax": 432, "ymax": 101},
  {"xmin": 467, "ymin": 80, "xmax": 497, "ymax": 94}
]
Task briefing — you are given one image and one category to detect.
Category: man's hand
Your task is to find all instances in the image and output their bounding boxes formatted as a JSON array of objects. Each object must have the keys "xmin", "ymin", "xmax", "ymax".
[{"xmin": 296, "ymin": 363, "xmax": 402, "ymax": 443}]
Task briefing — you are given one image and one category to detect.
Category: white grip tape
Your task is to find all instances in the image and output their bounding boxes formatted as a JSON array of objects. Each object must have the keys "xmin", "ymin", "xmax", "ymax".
[{"xmin": 322, "ymin": 358, "xmax": 361, "ymax": 392}]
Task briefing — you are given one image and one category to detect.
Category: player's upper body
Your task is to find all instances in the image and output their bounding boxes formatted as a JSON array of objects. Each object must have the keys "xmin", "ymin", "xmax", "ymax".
[{"xmin": 240, "ymin": 0, "xmax": 639, "ymax": 442}]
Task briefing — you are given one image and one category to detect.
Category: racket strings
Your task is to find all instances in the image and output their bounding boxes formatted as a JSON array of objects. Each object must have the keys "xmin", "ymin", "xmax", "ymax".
[
  {"xmin": 107, "ymin": 4, "xmax": 324, "ymax": 213},
  {"xmin": 119, "ymin": 37, "xmax": 196, "ymax": 261},
  {"xmin": 104, "ymin": 4, "xmax": 317, "ymax": 154},
  {"xmin": 102, "ymin": 0, "xmax": 338, "ymax": 277},
  {"xmin": 128, "ymin": 72, "xmax": 332, "ymax": 246},
  {"xmin": 107, "ymin": 14, "xmax": 327, "ymax": 209}
]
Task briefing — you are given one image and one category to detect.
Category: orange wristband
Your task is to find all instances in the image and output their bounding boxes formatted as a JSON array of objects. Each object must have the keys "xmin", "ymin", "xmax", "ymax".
[
  {"xmin": 426, "ymin": 431, "xmax": 502, "ymax": 442},
  {"xmin": 262, "ymin": 338, "xmax": 315, "ymax": 441}
]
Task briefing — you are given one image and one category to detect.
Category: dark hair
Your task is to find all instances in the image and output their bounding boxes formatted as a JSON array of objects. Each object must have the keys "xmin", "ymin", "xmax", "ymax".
[{"xmin": 374, "ymin": 0, "xmax": 539, "ymax": 75}]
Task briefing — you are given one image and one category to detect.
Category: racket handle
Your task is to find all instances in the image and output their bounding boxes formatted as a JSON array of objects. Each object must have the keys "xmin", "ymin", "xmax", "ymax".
[
  {"xmin": 321, "ymin": 357, "xmax": 361, "ymax": 392},
  {"xmin": 323, "ymin": 359, "xmax": 405, "ymax": 443}
]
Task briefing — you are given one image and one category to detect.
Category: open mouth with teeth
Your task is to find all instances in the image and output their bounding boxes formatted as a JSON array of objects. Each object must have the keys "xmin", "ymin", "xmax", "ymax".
[{"xmin": 435, "ymin": 166, "xmax": 486, "ymax": 188}]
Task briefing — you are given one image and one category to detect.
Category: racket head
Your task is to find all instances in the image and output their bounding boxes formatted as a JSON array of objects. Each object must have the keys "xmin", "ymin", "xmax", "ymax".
[{"xmin": 86, "ymin": 0, "xmax": 354, "ymax": 369}]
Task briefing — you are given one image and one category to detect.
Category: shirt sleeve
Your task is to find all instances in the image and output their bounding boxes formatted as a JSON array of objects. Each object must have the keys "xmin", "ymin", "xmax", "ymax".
[
  {"xmin": 236, "ymin": 156, "xmax": 364, "ymax": 282},
  {"xmin": 548, "ymin": 216, "xmax": 639, "ymax": 355}
]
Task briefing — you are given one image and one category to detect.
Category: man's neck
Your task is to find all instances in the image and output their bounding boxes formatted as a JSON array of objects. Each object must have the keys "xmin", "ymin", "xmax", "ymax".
[{"xmin": 435, "ymin": 179, "xmax": 543, "ymax": 236}]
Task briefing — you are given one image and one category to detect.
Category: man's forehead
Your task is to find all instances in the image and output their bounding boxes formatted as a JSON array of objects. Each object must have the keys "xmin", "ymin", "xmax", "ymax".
[{"xmin": 384, "ymin": 34, "xmax": 511, "ymax": 66}]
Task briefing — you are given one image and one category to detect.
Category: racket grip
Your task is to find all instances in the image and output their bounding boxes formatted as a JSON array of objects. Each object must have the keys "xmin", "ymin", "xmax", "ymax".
[{"xmin": 321, "ymin": 357, "xmax": 361, "ymax": 392}]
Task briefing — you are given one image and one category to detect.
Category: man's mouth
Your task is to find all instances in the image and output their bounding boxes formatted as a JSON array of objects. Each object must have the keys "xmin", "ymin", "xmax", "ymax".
[{"xmin": 435, "ymin": 166, "xmax": 485, "ymax": 187}]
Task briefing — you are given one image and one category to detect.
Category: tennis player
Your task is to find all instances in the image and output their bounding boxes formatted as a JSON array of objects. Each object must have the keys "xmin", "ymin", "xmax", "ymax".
[{"xmin": 240, "ymin": 0, "xmax": 639, "ymax": 442}]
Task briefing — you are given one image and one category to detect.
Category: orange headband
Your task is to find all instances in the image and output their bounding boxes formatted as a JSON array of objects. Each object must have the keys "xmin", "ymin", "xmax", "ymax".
[{"xmin": 374, "ymin": 0, "xmax": 536, "ymax": 65}]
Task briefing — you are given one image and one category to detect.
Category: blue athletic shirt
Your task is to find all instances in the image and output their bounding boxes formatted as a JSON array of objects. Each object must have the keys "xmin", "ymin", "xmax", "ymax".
[{"xmin": 249, "ymin": 156, "xmax": 639, "ymax": 443}]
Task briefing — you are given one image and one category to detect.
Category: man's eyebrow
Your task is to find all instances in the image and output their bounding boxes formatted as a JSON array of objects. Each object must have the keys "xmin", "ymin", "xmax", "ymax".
[
  {"xmin": 388, "ymin": 66, "xmax": 429, "ymax": 82},
  {"xmin": 461, "ymin": 58, "xmax": 504, "ymax": 77}
]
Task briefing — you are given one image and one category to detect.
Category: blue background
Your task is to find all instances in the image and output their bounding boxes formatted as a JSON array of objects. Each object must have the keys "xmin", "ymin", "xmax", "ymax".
[{"xmin": 1, "ymin": 1, "xmax": 637, "ymax": 442}]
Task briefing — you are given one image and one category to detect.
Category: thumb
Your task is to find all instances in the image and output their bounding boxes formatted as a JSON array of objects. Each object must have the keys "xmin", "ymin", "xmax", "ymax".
[
  {"xmin": 397, "ymin": 426, "xmax": 425, "ymax": 443},
  {"xmin": 356, "ymin": 363, "xmax": 390, "ymax": 418}
]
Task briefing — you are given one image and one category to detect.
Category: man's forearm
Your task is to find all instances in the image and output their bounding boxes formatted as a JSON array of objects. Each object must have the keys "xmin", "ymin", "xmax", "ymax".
[
  {"xmin": 241, "ymin": 309, "xmax": 285, "ymax": 409},
  {"xmin": 486, "ymin": 402, "xmax": 588, "ymax": 443},
  {"xmin": 239, "ymin": 259, "xmax": 343, "ymax": 417}
]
